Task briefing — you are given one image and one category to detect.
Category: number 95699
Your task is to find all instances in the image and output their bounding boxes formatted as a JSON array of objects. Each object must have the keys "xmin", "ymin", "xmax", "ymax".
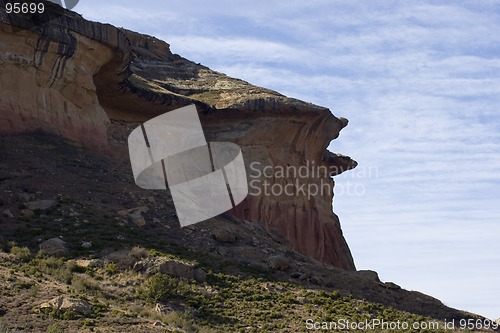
[{"xmin": 5, "ymin": 2, "xmax": 45, "ymax": 14}]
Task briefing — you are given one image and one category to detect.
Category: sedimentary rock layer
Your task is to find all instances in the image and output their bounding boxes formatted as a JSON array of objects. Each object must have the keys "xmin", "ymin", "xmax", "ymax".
[{"xmin": 0, "ymin": 2, "xmax": 357, "ymax": 270}]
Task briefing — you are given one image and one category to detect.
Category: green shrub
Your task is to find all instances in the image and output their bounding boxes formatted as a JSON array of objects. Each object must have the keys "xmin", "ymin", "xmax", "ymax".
[
  {"xmin": 10, "ymin": 246, "xmax": 31, "ymax": 262},
  {"xmin": 31, "ymin": 257, "xmax": 73, "ymax": 284},
  {"xmin": 129, "ymin": 246, "xmax": 149, "ymax": 260}
]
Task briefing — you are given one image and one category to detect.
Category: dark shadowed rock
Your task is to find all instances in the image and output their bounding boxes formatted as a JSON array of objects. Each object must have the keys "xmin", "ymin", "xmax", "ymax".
[
  {"xmin": 356, "ymin": 270, "xmax": 381, "ymax": 283},
  {"xmin": 39, "ymin": 238, "xmax": 69, "ymax": 257},
  {"xmin": 26, "ymin": 200, "xmax": 57, "ymax": 210}
]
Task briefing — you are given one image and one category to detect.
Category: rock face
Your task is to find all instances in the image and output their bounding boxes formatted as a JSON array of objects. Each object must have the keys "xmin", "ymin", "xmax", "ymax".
[
  {"xmin": 0, "ymin": 3, "xmax": 356, "ymax": 270},
  {"xmin": 39, "ymin": 296, "xmax": 92, "ymax": 317}
]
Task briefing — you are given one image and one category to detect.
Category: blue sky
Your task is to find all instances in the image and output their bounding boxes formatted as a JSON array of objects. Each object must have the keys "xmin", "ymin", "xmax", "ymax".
[{"xmin": 76, "ymin": 0, "xmax": 500, "ymax": 320}]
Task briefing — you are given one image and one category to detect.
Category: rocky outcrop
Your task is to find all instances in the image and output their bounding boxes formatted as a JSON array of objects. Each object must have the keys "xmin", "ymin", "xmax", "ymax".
[
  {"xmin": 0, "ymin": 2, "xmax": 356, "ymax": 270},
  {"xmin": 39, "ymin": 237, "xmax": 69, "ymax": 257},
  {"xmin": 39, "ymin": 296, "xmax": 92, "ymax": 317}
]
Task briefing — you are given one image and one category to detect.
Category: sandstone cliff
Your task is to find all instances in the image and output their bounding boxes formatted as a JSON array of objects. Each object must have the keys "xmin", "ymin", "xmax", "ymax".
[{"xmin": 0, "ymin": 2, "xmax": 357, "ymax": 270}]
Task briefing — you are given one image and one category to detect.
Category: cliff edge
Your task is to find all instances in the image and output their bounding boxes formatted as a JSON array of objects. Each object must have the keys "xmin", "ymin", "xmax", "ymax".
[{"xmin": 0, "ymin": 1, "xmax": 356, "ymax": 270}]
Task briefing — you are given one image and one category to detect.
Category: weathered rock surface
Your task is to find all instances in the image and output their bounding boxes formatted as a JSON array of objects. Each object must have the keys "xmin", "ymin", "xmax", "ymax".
[
  {"xmin": 0, "ymin": 3, "xmax": 356, "ymax": 270},
  {"xmin": 39, "ymin": 296, "xmax": 92, "ymax": 317},
  {"xmin": 39, "ymin": 237, "xmax": 69, "ymax": 257}
]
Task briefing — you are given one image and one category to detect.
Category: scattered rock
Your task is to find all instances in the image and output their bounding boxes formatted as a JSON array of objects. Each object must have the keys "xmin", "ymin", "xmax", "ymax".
[
  {"xmin": 155, "ymin": 303, "xmax": 171, "ymax": 315},
  {"xmin": 159, "ymin": 259, "xmax": 207, "ymax": 282},
  {"xmin": 246, "ymin": 262, "xmax": 270, "ymax": 273},
  {"xmin": 216, "ymin": 247, "xmax": 228, "ymax": 256},
  {"xmin": 183, "ymin": 225, "xmax": 196, "ymax": 234},
  {"xmin": 211, "ymin": 228, "xmax": 237, "ymax": 243},
  {"xmin": 2, "ymin": 209, "xmax": 14, "ymax": 218},
  {"xmin": 134, "ymin": 257, "xmax": 206, "ymax": 282},
  {"xmin": 20, "ymin": 209, "xmax": 34, "ymax": 218},
  {"xmin": 356, "ymin": 270, "xmax": 381, "ymax": 283},
  {"xmin": 39, "ymin": 238, "xmax": 69, "ymax": 257},
  {"xmin": 117, "ymin": 209, "xmax": 129, "ymax": 217},
  {"xmin": 194, "ymin": 268, "xmax": 208, "ymax": 282},
  {"xmin": 152, "ymin": 321, "xmax": 164, "ymax": 327},
  {"xmin": 118, "ymin": 206, "xmax": 148, "ymax": 227},
  {"xmin": 267, "ymin": 255, "xmax": 290, "ymax": 271},
  {"xmin": 310, "ymin": 275, "xmax": 324, "ymax": 285},
  {"xmin": 81, "ymin": 241, "xmax": 92, "ymax": 249},
  {"xmin": 39, "ymin": 296, "xmax": 92, "ymax": 317},
  {"xmin": 128, "ymin": 209, "xmax": 146, "ymax": 227},
  {"xmin": 26, "ymin": 200, "xmax": 57, "ymax": 210}
]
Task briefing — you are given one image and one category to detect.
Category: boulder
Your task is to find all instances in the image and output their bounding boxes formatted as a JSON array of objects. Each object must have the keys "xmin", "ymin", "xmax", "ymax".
[
  {"xmin": 134, "ymin": 257, "xmax": 206, "ymax": 282},
  {"xmin": 39, "ymin": 296, "xmax": 92, "ymax": 317},
  {"xmin": 0, "ymin": 7, "xmax": 357, "ymax": 270},
  {"xmin": 128, "ymin": 210, "xmax": 146, "ymax": 227},
  {"xmin": 39, "ymin": 238, "xmax": 69, "ymax": 257},
  {"xmin": 81, "ymin": 241, "xmax": 92, "ymax": 249},
  {"xmin": 356, "ymin": 270, "xmax": 381, "ymax": 283},
  {"xmin": 2, "ymin": 210, "xmax": 14, "ymax": 218},
  {"xmin": 383, "ymin": 282, "xmax": 401, "ymax": 290}
]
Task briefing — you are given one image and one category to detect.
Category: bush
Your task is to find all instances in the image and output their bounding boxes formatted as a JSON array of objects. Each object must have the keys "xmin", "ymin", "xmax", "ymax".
[
  {"xmin": 10, "ymin": 246, "xmax": 31, "ymax": 262},
  {"xmin": 138, "ymin": 275, "xmax": 191, "ymax": 303}
]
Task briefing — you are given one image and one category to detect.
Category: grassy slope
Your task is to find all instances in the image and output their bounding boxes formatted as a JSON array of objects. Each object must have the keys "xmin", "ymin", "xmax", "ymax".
[{"xmin": 0, "ymin": 133, "xmax": 492, "ymax": 333}]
